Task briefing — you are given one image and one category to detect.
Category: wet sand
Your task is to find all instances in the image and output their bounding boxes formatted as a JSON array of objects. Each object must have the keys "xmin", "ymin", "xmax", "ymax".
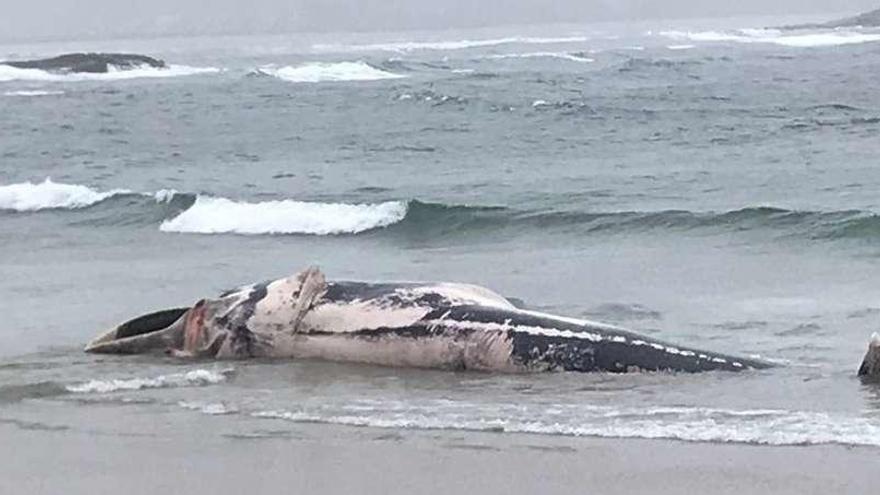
[{"xmin": 1, "ymin": 421, "xmax": 873, "ymax": 495}]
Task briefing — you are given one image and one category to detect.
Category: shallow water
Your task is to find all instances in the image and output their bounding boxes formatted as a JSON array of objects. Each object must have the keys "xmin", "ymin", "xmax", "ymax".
[{"xmin": 2, "ymin": 16, "xmax": 880, "ymax": 447}]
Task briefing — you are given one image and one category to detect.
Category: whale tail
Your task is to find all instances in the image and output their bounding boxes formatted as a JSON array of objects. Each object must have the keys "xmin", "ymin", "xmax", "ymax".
[{"xmin": 858, "ymin": 333, "xmax": 880, "ymax": 380}]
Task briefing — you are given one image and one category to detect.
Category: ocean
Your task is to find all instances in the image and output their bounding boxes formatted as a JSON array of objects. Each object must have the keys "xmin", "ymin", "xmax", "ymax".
[{"xmin": 2, "ymin": 15, "xmax": 880, "ymax": 449}]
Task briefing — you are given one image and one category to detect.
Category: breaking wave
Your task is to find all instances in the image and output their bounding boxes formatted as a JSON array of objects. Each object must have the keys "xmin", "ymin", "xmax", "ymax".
[
  {"xmin": 250, "ymin": 403, "xmax": 880, "ymax": 447},
  {"xmin": 66, "ymin": 369, "xmax": 232, "ymax": 393},
  {"xmin": 6, "ymin": 179, "xmax": 880, "ymax": 240},
  {"xmin": 256, "ymin": 61, "xmax": 405, "ymax": 83},
  {"xmin": 3, "ymin": 90, "xmax": 65, "ymax": 97},
  {"xmin": 160, "ymin": 196, "xmax": 408, "ymax": 235},
  {"xmin": 479, "ymin": 51, "xmax": 594, "ymax": 63},
  {"xmin": 313, "ymin": 36, "xmax": 590, "ymax": 53},
  {"xmin": 659, "ymin": 28, "xmax": 880, "ymax": 47},
  {"xmin": 0, "ymin": 64, "xmax": 219, "ymax": 82},
  {"xmin": 0, "ymin": 178, "xmax": 131, "ymax": 211}
]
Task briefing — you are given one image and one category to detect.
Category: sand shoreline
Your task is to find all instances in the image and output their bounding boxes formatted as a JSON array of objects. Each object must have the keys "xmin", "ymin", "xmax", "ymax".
[{"xmin": 1, "ymin": 420, "xmax": 874, "ymax": 494}]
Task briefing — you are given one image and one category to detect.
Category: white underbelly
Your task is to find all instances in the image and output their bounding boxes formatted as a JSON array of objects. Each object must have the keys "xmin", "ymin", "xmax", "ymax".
[{"xmin": 258, "ymin": 331, "xmax": 519, "ymax": 372}]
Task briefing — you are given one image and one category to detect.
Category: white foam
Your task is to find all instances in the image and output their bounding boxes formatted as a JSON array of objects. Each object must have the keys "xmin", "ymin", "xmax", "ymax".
[
  {"xmin": 659, "ymin": 29, "xmax": 880, "ymax": 47},
  {"xmin": 769, "ymin": 32, "xmax": 880, "ymax": 47},
  {"xmin": 661, "ymin": 30, "xmax": 743, "ymax": 42},
  {"xmin": 0, "ymin": 178, "xmax": 128, "ymax": 212},
  {"xmin": 178, "ymin": 401, "xmax": 238, "ymax": 415},
  {"xmin": 67, "ymin": 369, "xmax": 231, "ymax": 393},
  {"xmin": 258, "ymin": 61, "xmax": 404, "ymax": 83},
  {"xmin": 252, "ymin": 404, "xmax": 880, "ymax": 447},
  {"xmin": 160, "ymin": 196, "xmax": 408, "ymax": 235},
  {"xmin": 313, "ymin": 36, "xmax": 589, "ymax": 53},
  {"xmin": 3, "ymin": 90, "xmax": 65, "ymax": 96},
  {"xmin": 666, "ymin": 44, "xmax": 695, "ymax": 50},
  {"xmin": 480, "ymin": 51, "xmax": 594, "ymax": 63},
  {"xmin": 0, "ymin": 64, "xmax": 219, "ymax": 82},
  {"xmin": 153, "ymin": 189, "xmax": 178, "ymax": 203}
]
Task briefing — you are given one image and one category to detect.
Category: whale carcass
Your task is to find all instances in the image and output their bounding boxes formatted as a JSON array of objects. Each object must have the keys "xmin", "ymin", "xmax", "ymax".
[{"xmin": 84, "ymin": 267, "xmax": 785, "ymax": 373}]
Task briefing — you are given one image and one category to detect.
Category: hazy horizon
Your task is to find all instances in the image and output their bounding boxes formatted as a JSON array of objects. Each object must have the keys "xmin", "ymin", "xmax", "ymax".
[{"xmin": 0, "ymin": 0, "xmax": 878, "ymax": 43}]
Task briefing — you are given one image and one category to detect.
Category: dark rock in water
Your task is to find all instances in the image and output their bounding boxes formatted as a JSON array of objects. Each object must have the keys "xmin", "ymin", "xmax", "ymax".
[
  {"xmin": 858, "ymin": 333, "xmax": 880, "ymax": 381},
  {"xmin": 245, "ymin": 68, "xmax": 273, "ymax": 78},
  {"xmin": 779, "ymin": 8, "xmax": 880, "ymax": 30},
  {"xmin": 1, "ymin": 53, "xmax": 166, "ymax": 74}
]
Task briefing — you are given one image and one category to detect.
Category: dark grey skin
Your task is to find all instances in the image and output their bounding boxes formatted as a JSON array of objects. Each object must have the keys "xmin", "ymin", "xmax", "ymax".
[{"xmin": 2, "ymin": 53, "xmax": 166, "ymax": 74}]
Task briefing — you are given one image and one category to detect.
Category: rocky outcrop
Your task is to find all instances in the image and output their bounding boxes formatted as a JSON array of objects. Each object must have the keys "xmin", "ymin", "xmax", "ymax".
[{"xmin": 1, "ymin": 53, "xmax": 166, "ymax": 73}]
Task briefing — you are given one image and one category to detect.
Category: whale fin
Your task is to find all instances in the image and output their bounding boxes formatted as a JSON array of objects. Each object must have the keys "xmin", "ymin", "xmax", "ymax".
[{"xmin": 290, "ymin": 266, "xmax": 327, "ymax": 333}]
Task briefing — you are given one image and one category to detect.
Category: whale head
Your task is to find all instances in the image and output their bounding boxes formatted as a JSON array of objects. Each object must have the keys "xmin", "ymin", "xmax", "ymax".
[
  {"xmin": 858, "ymin": 333, "xmax": 880, "ymax": 381},
  {"xmin": 84, "ymin": 307, "xmax": 190, "ymax": 355},
  {"xmin": 85, "ymin": 298, "xmax": 239, "ymax": 357},
  {"xmin": 84, "ymin": 266, "xmax": 328, "ymax": 357}
]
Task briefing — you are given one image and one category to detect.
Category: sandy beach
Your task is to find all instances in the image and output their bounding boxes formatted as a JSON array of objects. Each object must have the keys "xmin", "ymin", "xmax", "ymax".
[{"xmin": 2, "ymin": 420, "xmax": 873, "ymax": 495}]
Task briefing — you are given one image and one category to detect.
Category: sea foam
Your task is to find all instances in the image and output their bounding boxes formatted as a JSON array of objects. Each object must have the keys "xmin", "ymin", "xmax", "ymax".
[
  {"xmin": 258, "ymin": 61, "xmax": 404, "ymax": 83},
  {"xmin": 660, "ymin": 29, "xmax": 880, "ymax": 47},
  {"xmin": 3, "ymin": 90, "xmax": 65, "ymax": 97},
  {"xmin": 313, "ymin": 36, "xmax": 589, "ymax": 53},
  {"xmin": 159, "ymin": 196, "xmax": 408, "ymax": 235},
  {"xmin": 480, "ymin": 51, "xmax": 594, "ymax": 63},
  {"xmin": 0, "ymin": 178, "xmax": 129, "ymax": 212},
  {"xmin": 0, "ymin": 64, "xmax": 219, "ymax": 82},
  {"xmin": 178, "ymin": 400, "xmax": 238, "ymax": 415},
  {"xmin": 251, "ymin": 403, "xmax": 880, "ymax": 447},
  {"xmin": 66, "ymin": 369, "xmax": 231, "ymax": 393}
]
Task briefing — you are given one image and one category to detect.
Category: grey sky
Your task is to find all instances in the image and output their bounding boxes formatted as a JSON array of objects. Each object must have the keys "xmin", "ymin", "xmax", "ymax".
[{"xmin": 1, "ymin": 0, "xmax": 877, "ymax": 42}]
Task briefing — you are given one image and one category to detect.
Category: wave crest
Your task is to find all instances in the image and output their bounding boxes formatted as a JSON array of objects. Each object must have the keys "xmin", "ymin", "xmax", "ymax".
[
  {"xmin": 3, "ymin": 90, "xmax": 65, "ymax": 97},
  {"xmin": 313, "ymin": 36, "xmax": 590, "ymax": 53},
  {"xmin": 0, "ymin": 178, "xmax": 130, "ymax": 212},
  {"xmin": 250, "ymin": 403, "xmax": 880, "ymax": 447},
  {"xmin": 0, "ymin": 64, "xmax": 219, "ymax": 82},
  {"xmin": 659, "ymin": 28, "xmax": 880, "ymax": 47},
  {"xmin": 7, "ymin": 179, "xmax": 880, "ymax": 241},
  {"xmin": 159, "ymin": 196, "xmax": 409, "ymax": 235},
  {"xmin": 66, "ymin": 369, "xmax": 232, "ymax": 393},
  {"xmin": 257, "ymin": 61, "xmax": 404, "ymax": 83},
  {"xmin": 480, "ymin": 51, "xmax": 594, "ymax": 63}
]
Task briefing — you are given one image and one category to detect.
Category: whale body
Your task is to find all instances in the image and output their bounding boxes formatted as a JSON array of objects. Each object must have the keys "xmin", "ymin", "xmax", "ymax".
[
  {"xmin": 85, "ymin": 267, "xmax": 780, "ymax": 373},
  {"xmin": 2, "ymin": 53, "xmax": 166, "ymax": 74}
]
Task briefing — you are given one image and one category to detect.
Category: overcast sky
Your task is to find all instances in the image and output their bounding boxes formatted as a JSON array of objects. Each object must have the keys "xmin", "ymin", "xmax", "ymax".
[{"xmin": 1, "ymin": 0, "xmax": 877, "ymax": 42}]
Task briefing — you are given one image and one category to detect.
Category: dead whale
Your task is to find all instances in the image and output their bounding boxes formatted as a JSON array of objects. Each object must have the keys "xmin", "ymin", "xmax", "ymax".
[
  {"xmin": 84, "ymin": 267, "xmax": 786, "ymax": 373},
  {"xmin": 1, "ymin": 53, "xmax": 166, "ymax": 74}
]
